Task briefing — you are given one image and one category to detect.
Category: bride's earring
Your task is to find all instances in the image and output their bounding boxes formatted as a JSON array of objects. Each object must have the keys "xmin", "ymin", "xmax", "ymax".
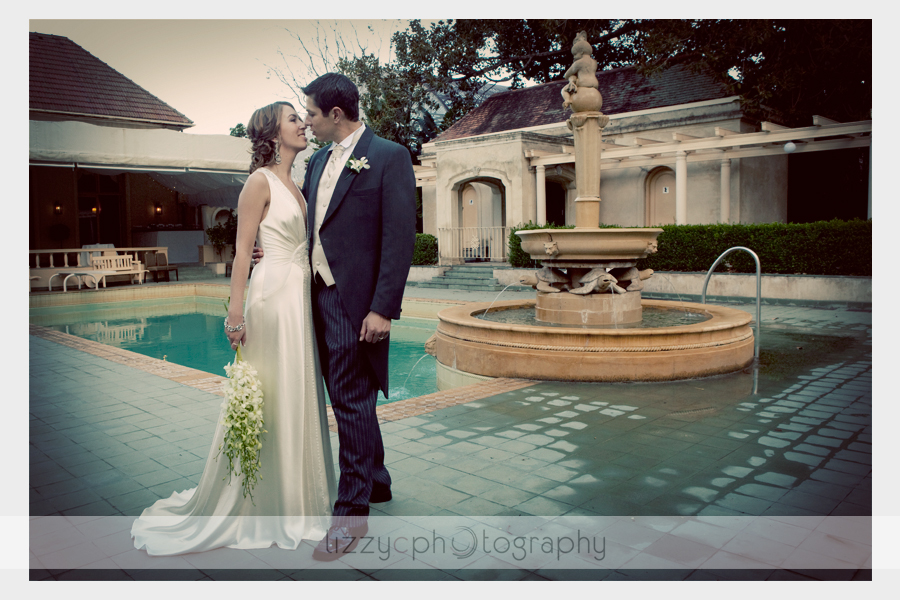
[{"xmin": 274, "ymin": 140, "xmax": 282, "ymax": 165}]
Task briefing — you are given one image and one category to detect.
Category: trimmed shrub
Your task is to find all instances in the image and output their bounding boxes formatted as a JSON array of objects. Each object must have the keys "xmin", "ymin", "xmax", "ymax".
[
  {"xmin": 635, "ymin": 219, "xmax": 871, "ymax": 276},
  {"xmin": 507, "ymin": 220, "xmax": 872, "ymax": 276},
  {"xmin": 412, "ymin": 233, "xmax": 439, "ymax": 265}
]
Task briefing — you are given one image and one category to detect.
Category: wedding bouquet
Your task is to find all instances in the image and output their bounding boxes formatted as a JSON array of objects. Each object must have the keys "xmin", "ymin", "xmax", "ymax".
[{"xmin": 219, "ymin": 343, "xmax": 266, "ymax": 502}]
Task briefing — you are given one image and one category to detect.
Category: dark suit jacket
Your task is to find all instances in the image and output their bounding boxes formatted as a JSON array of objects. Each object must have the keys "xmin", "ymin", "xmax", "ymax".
[{"xmin": 302, "ymin": 126, "xmax": 416, "ymax": 395}]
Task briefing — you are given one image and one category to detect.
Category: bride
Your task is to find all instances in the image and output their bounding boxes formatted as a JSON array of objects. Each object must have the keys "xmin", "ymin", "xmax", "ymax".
[{"xmin": 131, "ymin": 102, "xmax": 337, "ymax": 555}]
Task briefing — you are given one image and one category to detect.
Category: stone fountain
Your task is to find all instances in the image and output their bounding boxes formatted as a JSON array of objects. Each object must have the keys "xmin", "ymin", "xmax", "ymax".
[{"xmin": 433, "ymin": 32, "xmax": 754, "ymax": 385}]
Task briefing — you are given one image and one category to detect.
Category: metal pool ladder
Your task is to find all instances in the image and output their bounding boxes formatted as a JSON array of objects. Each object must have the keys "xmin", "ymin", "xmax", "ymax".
[{"xmin": 700, "ymin": 247, "xmax": 761, "ymax": 359}]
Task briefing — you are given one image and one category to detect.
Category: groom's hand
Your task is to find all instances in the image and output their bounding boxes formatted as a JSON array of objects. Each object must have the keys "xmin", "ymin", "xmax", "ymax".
[
  {"xmin": 360, "ymin": 311, "xmax": 391, "ymax": 344},
  {"xmin": 251, "ymin": 246, "xmax": 264, "ymax": 265}
]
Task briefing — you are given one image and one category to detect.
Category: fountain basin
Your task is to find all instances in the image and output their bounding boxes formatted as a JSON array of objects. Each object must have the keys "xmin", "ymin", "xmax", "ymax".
[
  {"xmin": 435, "ymin": 299, "xmax": 754, "ymax": 383},
  {"xmin": 517, "ymin": 228, "xmax": 663, "ymax": 262}
]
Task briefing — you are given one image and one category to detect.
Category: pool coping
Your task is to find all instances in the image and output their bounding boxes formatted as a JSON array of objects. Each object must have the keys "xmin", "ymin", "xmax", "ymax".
[
  {"xmin": 29, "ymin": 323, "xmax": 536, "ymax": 433},
  {"xmin": 29, "ymin": 282, "xmax": 538, "ymax": 427}
]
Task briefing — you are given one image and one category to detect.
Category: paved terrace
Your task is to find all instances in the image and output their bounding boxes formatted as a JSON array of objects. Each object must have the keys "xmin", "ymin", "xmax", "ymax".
[{"xmin": 28, "ymin": 279, "xmax": 875, "ymax": 581}]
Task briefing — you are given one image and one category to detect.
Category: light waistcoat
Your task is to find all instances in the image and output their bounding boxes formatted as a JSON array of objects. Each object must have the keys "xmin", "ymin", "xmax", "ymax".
[{"xmin": 311, "ymin": 124, "xmax": 365, "ymax": 286}]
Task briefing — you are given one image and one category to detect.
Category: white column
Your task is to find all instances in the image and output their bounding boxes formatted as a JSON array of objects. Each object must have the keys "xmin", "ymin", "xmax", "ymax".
[
  {"xmin": 535, "ymin": 165, "xmax": 547, "ymax": 225},
  {"xmin": 675, "ymin": 150, "xmax": 688, "ymax": 224},
  {"xmin": 720, "ymin": 157, "xmax": 731, "ymax": 224}
]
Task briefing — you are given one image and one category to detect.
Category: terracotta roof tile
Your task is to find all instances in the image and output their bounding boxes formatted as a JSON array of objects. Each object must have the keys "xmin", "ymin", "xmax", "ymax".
[
  {"xmin": 29, "ymin": 32, "xmax": 193, "ymax": 128},
  {"xmin": 434, "ymin": 65, "xmax": 728, "ymax": 142}
]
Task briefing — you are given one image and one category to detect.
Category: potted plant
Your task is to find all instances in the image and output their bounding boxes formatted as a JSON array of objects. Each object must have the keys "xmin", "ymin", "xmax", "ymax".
[
  {"xmin": 204, "ymin": 211, "xmax": 237, "ymax": 271},
  {"xmin": 205, "ymin": 222, "xmax": 229, "ymax": 261}
]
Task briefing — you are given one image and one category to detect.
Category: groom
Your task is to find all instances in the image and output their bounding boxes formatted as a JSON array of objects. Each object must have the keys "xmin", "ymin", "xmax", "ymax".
[{"xmin": 301, "ymin": 73, "xmax": 416, "ymax": 560}]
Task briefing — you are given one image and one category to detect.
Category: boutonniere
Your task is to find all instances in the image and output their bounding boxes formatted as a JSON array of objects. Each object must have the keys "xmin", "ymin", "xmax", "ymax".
[{"xmin": 346, "ymin": 155, "xmax": 370, "ymax": 174}]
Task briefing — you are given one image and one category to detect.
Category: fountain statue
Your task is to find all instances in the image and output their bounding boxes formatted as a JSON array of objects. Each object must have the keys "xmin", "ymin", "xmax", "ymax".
[
  {"xmin": 433, "ymin": 32, "xmax": 754, "ymax": 384},
  {"xmin": 560, "ymin": 31, "xmax": 602, "ymax": 112},
  {"xmin": 520, "ymin": 29, "xmax": 662, "ymax": 326}
]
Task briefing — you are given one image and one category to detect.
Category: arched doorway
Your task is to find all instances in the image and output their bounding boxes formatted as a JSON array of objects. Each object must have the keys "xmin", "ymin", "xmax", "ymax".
[
  {"xmin": 454, "ymin": 179, "xmax": 506, "ymax": 262},
  {"xmin": 646, "ymin": 167, "xmax": 676, "ymax": 226}
]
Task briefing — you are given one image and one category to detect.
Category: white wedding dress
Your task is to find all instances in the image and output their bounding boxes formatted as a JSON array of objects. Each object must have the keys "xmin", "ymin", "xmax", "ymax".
[{"xmin": 132, "ymin": 167, "xmax": 336, "ymax": 556}]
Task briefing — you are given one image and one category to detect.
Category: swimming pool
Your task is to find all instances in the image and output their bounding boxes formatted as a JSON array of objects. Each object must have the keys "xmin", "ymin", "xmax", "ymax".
[{"xmin": 30, "ymin": 296, "xmax": 438, "ymax": 405}]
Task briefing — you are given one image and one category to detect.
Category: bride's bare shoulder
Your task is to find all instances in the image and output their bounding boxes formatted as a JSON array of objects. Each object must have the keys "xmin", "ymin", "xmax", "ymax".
[
  {"xmin": 245, "ymin": 169, "xmax": 271, "ymax": 187},
  {"xmin": 240, "ymin": 170, "xmax": 271, "ymax": 202}
]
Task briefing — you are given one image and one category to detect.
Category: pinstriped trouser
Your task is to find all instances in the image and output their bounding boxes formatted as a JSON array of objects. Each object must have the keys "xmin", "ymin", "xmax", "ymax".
[{"xmin": 313, "ymin": 278, "xmax": 391, "ymax": 527}]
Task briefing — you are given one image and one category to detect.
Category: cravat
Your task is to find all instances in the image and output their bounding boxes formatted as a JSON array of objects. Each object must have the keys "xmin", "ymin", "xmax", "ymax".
[{"xmin": 324, "ymin": 145, "xmax": 346, "ymax": 187}]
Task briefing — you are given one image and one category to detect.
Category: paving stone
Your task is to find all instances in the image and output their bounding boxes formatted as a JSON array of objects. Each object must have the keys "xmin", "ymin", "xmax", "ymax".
[
  {"xmin": 794, "ymin": 479, "xmax": 851, "ymax": 501},
  {"xmin": 479, "ymin": 484, "xmax": 535, "ymax": 508},
  {"xmin": 834, "ymin": 450, "xmax": 873, "ymax": 465},
  {"xmin": 823, "ymin": 459, "xmax": 871, "ymax": 476},
  {"xmin": 734, "ymin": 483, "xmax": 787, "ymax": 502},
  {"xmin": 30, "ymin": 299, "xmax": 873, "ymax": 570},
  {"xmin": 714, "ymin": 493, "xmax": 773, "ymax": 515},
  {"xmin": 793, "ymin": 443, "xmax": 831, "ymax": 456},
  {"xmin": 777, "ymin": 489, "xmax": 841, "ymax": 513}
]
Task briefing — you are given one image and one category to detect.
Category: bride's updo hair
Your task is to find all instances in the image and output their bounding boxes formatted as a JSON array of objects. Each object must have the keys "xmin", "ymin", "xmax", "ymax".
[{"xmin": 247, "ymin": 101, "xmax": 295, "ymax": 174}]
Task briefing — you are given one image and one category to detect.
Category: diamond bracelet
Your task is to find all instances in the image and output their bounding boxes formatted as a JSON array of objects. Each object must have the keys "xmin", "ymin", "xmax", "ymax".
[{"xmin": 224, "ymin": 317, "xmax": 245, "ymax": 333}]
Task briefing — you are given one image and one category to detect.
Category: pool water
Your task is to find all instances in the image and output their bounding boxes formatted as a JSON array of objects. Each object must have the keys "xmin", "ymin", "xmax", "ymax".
[{"xmin": 30, "ymin": 299, "xmax": 438, "ymax": 405}]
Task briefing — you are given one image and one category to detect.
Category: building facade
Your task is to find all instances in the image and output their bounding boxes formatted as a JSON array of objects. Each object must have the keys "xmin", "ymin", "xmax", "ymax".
[
  {"xmin": 29, "ymin": 32, "xmax": 253, "ymax": 260},
  {"xmin": 414, "ymin": 66, "xmax": 870, "ymax": 264}
]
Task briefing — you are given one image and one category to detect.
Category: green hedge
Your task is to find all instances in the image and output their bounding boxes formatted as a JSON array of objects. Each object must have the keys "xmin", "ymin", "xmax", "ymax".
[
  {"xmin": 508, "ymin": 220, "xmax": 872, "ymax": 276},
  {"xmin": 412, "ymin": 233, "xmax": 439, "ymax": 265}
]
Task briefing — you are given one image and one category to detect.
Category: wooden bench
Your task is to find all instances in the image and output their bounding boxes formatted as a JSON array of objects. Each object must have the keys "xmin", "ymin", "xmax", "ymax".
[{"xmin": 90, "ymin": 255, "xmax": 147, "ymax": 284}]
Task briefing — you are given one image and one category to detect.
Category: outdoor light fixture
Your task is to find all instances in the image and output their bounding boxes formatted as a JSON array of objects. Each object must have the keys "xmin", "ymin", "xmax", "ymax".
[
  {"xmin": 155, "ymin": 203, "xmax": 163, "ymax": 215},
  {"xmin": 91, "ymin": 206, "xmax": 98, "ymax": 214},
  {"xmin": 54, "ymin": 204, "xmax": 62, "ymax": 215},
  {"xmin": 783, "ymin": 142, "xmax": 797, "ymax": 153}
]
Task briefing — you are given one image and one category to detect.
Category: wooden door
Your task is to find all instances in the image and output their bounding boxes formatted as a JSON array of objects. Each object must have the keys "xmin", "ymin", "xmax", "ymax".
[{"xmin": 648, "ymin": 170, "xmax": 676, "ymax": 226}]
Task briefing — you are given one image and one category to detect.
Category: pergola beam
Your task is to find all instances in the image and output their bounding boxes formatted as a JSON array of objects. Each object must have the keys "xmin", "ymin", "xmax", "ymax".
[
  {"xmin": 813, "ymin": 115, "xmax": 841, "ymax": 126},
  {"xmin": 715, "ymin": 126, "xmax": 741, "ymax": 137},
  {"xmin": 673, "ymin": 132, "xmax": 700, "ymax": 141},
  {"xmin": 761, "ymin": 121, "xmax": 789, "ymax": 132},
  {"xmin": 527, "ymin": 120, "xmax": 871, "ymax": 166},
  {"xmin": 632, "ymin": 137, "xmax": 664, "ymax": 146},
  {"xmin": 596, "ymin": 135, "xmax": 870, "ymax": 171}
]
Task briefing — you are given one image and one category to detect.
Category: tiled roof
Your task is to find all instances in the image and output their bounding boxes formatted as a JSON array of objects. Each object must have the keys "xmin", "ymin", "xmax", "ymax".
[
  {"xmin": 433, "ymin": 65, "xmax": 729, "ymax": 142},
  {"xmin": 30, "ymin": 32, "xmax": 193, "ymax": 128}
]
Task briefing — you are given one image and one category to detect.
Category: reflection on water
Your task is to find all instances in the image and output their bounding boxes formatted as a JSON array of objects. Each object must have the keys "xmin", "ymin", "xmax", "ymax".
[
  {"xmin": 479, "ymin": 305, "xmax": 711, "ymax": 329},
  {"xmin": 30, "ymin": 301, "xmax": 438, "ymax": 404}
]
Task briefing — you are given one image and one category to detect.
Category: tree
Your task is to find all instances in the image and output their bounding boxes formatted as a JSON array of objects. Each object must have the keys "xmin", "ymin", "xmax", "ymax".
[
  {"xmin": 389, "ymin": 19, "xmax": 871, "ymax": 129},
  {"xmin": 268, "ymin": 20, "xmax": 871, "ymax": 157},
  {"xmin": 266, "ymin": 21, "xmax": 443, "ymax": 161},
  {"xmin": 632, "ymin": 19, "xmax": 872, "ymax": 127},
  {"xmin": 336, "ymin": 54, "xmax": 440, "ymax": 159},
  {"xmin": 390, "ymin": 19, "xmax": 645, "ymax": 130},
  {"xmin": 229, "ymin": 123, "xmax": 248, "ymax": 138}
]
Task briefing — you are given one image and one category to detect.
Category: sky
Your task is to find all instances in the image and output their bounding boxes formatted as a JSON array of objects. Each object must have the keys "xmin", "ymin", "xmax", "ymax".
[{"xmin": 29, "ymin": 19, "xmax": 409, "ymax": 135}]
